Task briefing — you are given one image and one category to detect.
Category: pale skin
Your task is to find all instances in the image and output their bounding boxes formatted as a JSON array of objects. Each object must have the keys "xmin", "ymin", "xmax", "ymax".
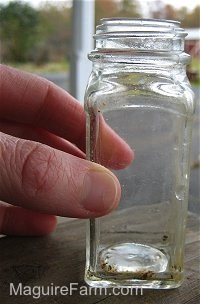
[{"xmin": 0, "ymin": 64, "xmax": 134, "ymax": 236}]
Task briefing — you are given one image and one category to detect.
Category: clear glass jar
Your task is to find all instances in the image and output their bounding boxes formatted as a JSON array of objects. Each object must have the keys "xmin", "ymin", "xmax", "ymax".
[{"xmin": 84, "ymin": 18, "xmax": 195, "ymax": 289}]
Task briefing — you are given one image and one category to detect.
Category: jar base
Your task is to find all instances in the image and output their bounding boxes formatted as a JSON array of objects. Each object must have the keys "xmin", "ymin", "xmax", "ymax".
[{"xmin": 85, "ymin": 242, "xmax": 183, "ymax": 289}]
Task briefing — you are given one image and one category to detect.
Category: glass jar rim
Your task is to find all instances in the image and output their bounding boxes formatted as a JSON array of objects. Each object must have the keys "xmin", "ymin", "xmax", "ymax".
[
  {"xmin": 95, "ymin": 18, "xmax": 187, "ymax": 39},
  {"xmin": 98, "ymin": 18, "xmax": 180, "ymax": 26}
]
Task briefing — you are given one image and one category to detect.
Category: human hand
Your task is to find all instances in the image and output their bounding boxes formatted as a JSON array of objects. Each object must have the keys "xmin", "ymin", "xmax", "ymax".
[{"xmin": 0, "ymin": 65, "xmax": 133, "ymax": 236}]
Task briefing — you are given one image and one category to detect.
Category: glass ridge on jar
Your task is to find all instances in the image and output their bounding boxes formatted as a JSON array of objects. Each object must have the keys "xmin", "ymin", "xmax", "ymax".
[{"xmin": 84, "ymin": 18, "xmax": 195, "ymax": 289}]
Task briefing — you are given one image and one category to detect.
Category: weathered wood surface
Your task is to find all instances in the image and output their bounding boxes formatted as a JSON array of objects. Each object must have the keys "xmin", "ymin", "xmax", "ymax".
[{"xmin": 0, "ymin": 212, "xmax": 199, "ymax": 304}]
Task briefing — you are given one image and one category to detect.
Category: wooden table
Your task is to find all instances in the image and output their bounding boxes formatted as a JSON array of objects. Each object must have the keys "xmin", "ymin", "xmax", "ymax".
[{"xmin": 0, "ymin": 211, "xmax": 199, "ymax": 304}]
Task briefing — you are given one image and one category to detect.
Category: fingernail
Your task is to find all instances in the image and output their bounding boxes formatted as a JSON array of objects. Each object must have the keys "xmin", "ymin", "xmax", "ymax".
[{"xmin": 80, "ymin": 168, "xmax": 121, "ymax": 213}]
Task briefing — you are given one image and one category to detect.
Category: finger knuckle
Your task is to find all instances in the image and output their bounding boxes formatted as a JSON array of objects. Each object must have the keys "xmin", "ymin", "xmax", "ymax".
[{"xmin": 20, "ymin": 142, "xmax": 62, "ymax": 198}]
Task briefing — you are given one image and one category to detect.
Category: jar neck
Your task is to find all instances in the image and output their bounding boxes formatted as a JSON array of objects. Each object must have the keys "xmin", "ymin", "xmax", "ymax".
[{"xmin": 89, "ymin": 18, "xmax": 190, "ymax": 65}]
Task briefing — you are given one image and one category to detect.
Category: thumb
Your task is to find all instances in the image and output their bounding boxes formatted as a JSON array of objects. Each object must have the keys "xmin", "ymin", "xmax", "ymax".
[{"xmin": 0, "ymin": 132, "xmax": 121, "ymax": 218}]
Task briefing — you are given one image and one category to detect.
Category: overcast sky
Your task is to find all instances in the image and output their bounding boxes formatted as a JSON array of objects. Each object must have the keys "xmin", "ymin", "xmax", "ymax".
[{"xmin": 0, "ymin": 0, "xmax": 199, "ymax": 11}]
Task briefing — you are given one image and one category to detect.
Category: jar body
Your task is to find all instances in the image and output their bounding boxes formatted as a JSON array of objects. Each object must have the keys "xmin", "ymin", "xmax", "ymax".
[{"xmin": 84, "ymin": 19, "xmax": 194, "ymax": 289}]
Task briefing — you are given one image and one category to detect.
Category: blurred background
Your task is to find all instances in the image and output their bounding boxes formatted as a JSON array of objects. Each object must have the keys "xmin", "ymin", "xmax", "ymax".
[
  {"xmin": 0, "ymin": 0, "xmax": 199, "ymax": 84},
  {"xmin": 0, "ymin": 0, "xmax": 199, "ymax": 212}
]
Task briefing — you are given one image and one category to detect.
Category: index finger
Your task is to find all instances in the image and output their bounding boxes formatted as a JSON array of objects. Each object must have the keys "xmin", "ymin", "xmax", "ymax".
[{"xmin": 0, "ymin": 65, "xmax": 134, "ymax": 168}]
